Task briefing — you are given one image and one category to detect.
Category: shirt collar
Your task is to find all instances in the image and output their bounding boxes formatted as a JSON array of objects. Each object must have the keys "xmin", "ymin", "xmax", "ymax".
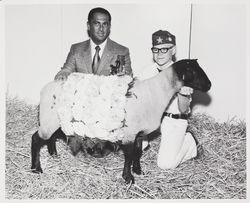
[
  {"xmin": 90, "ymin": 38, "xmax": 107, "ymax": 59},
  {"xmin": 157, "ymin": 61, "xmax": 174, "ymax": 71}
]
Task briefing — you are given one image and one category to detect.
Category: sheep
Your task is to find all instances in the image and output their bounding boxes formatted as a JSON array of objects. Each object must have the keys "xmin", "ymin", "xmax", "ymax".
[{"xmin": 31, "ymin": 59, "xmax": 211, "ymax": 183}]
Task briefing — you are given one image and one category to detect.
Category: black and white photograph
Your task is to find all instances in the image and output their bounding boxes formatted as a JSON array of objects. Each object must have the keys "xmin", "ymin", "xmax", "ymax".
[{"xmin": 1, "ymin": 0, "xmax": 248, "ymax": 200}]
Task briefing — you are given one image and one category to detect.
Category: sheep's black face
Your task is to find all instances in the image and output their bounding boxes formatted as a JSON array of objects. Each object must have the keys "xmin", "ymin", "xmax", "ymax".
[{"xmin": 174, "ymin": 59, "xmax": 211, "ymax": 92}]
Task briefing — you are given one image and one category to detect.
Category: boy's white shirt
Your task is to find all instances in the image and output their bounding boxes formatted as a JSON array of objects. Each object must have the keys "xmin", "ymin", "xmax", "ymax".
[{"xmin": 137, "ymin": 61, "xmax": 173, "ymax": 81}]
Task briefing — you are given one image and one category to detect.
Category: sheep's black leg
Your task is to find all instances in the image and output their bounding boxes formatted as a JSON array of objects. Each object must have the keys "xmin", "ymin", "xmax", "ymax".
[
  {"xmin": 31, "ymin": 131, "xmax": 47, "ymax": 173},
  {"xmin": 47, "ymin": 135, "xmax": 57, "ymax": 156},
  {"xmin": 121, "ymin": 142, "xmax": 135, "ymax": 184},
  {"xmin": 132, "ymin": 133, "xmax": 143, "ymax": 175},
  {"xmin": 47, "ymin": 128, "xmax": 67, "ymax": 156}
]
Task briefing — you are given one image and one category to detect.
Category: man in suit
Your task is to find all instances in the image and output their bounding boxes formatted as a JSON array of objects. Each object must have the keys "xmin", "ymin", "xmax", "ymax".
[
  {"xmin": 55, "ymin": 7, "xmax": 132, "ymax": 157},
  {"xmin": 55, "ymin": 7, "xmax": 132, "ymax": 80}
]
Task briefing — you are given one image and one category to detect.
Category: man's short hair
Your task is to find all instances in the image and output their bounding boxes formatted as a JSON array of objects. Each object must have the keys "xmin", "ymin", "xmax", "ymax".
[{"xmin": 88, "ymin": 7, "xmax": 112, "ymax": 22}]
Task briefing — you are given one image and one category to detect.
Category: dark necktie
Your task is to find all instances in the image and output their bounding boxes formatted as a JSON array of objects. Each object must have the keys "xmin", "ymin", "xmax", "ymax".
[{"xmin": 92, "ymin": 46, "xmax": 100, "ymax": 73}]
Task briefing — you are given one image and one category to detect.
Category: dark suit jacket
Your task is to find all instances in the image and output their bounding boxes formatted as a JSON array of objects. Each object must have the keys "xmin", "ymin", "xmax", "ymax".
[{"xmin": 57, "ymin": 38, "xmax": 132, "ymax": 76}]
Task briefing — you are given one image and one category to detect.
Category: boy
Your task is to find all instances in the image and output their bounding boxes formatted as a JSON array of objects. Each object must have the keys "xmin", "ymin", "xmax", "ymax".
[{"xmin": 138, "ymin": 30, "xmax": 200, "ymax": 169}]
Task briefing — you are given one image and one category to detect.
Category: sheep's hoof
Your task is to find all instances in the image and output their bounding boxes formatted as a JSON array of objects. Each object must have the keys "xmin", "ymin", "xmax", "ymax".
[
  {"xmin": 48, "ymin": 149, "xmax": 58, "ymax": 156},
  {"xmin": 122, "ymin": 173, "xmax": 135, "ymax": 184},
  {"xmin": 31, "ymin": 167, "xmax": 43, "ymax": 174}
]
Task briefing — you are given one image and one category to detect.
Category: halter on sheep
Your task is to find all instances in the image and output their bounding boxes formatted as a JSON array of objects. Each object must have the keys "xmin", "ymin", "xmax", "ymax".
[{"xmin": 31, "ymin": 59, "xmax": 211, "ymax": 183}]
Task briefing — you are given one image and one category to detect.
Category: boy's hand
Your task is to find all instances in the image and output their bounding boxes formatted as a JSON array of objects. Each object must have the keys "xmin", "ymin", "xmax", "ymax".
[{"xmin": 179, "ymin": 86, "xmax": 194, "ymax": 95}]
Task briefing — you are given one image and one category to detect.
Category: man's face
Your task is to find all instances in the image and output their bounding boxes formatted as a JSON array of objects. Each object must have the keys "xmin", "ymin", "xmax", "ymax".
[
  {"xmin": 152, "ymin": 43, "xmax": 176, "ymax": 66},
  {"xmin": 87, "ymin": 12, "xmax": 111, "ymax": 45}
]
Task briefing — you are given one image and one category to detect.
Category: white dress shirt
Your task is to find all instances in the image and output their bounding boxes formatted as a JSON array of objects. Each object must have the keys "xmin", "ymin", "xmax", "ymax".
[{"xmin": 90, "ymin": 39, "xmax": 107, "ymax": 60}]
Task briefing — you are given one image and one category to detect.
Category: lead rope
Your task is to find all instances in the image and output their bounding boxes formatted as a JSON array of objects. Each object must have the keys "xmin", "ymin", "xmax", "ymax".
[
  {"xmin": 188, "ymin": 4, "xmax": 193, "ymax": 59},
  {"xmin": 60, "ymin": 3, "xmax": 63, "ymax": 66}
]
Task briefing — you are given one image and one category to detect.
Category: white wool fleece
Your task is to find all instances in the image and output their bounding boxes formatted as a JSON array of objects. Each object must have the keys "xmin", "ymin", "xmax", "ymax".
[{"xmin": 56, "ymin": 73, "xmax": 133, "ymax": 142}]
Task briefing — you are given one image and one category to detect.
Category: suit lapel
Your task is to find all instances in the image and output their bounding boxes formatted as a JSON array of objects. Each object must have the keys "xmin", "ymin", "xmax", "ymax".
[
  {"xmin": 96, "ymin": 38, "xmax": 114, "ymax": 75},
  {"xmin": 81, "ymin": 40, "xmax": 92, "ymax": 74}
]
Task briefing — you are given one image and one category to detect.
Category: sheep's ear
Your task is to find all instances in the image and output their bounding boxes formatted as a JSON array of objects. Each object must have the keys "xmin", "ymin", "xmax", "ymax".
[
  {"xmin": 87, "ymin": 21, "xmax": 90, "ymax": 31},
  {"xmin": 183, "ymin": 69, "xmax": 194, "ymax": 83}
]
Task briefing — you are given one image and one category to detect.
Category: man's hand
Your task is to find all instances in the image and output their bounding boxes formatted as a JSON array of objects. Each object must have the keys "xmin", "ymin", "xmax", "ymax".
[{"xmin": 54, "ymin": 70, "xmax": 71, "ymax": 81}]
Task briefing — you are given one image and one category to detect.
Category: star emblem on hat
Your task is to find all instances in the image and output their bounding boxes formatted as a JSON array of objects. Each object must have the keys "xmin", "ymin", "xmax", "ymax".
[{"xmin": 156, "ymin": 37, "xmax": 163, "ymax": 44}]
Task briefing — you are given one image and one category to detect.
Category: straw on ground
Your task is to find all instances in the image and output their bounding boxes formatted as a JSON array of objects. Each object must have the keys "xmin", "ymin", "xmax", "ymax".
[{"xmin": 5, "ymin": 96, "xmax": 246, "ymax": 199}]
